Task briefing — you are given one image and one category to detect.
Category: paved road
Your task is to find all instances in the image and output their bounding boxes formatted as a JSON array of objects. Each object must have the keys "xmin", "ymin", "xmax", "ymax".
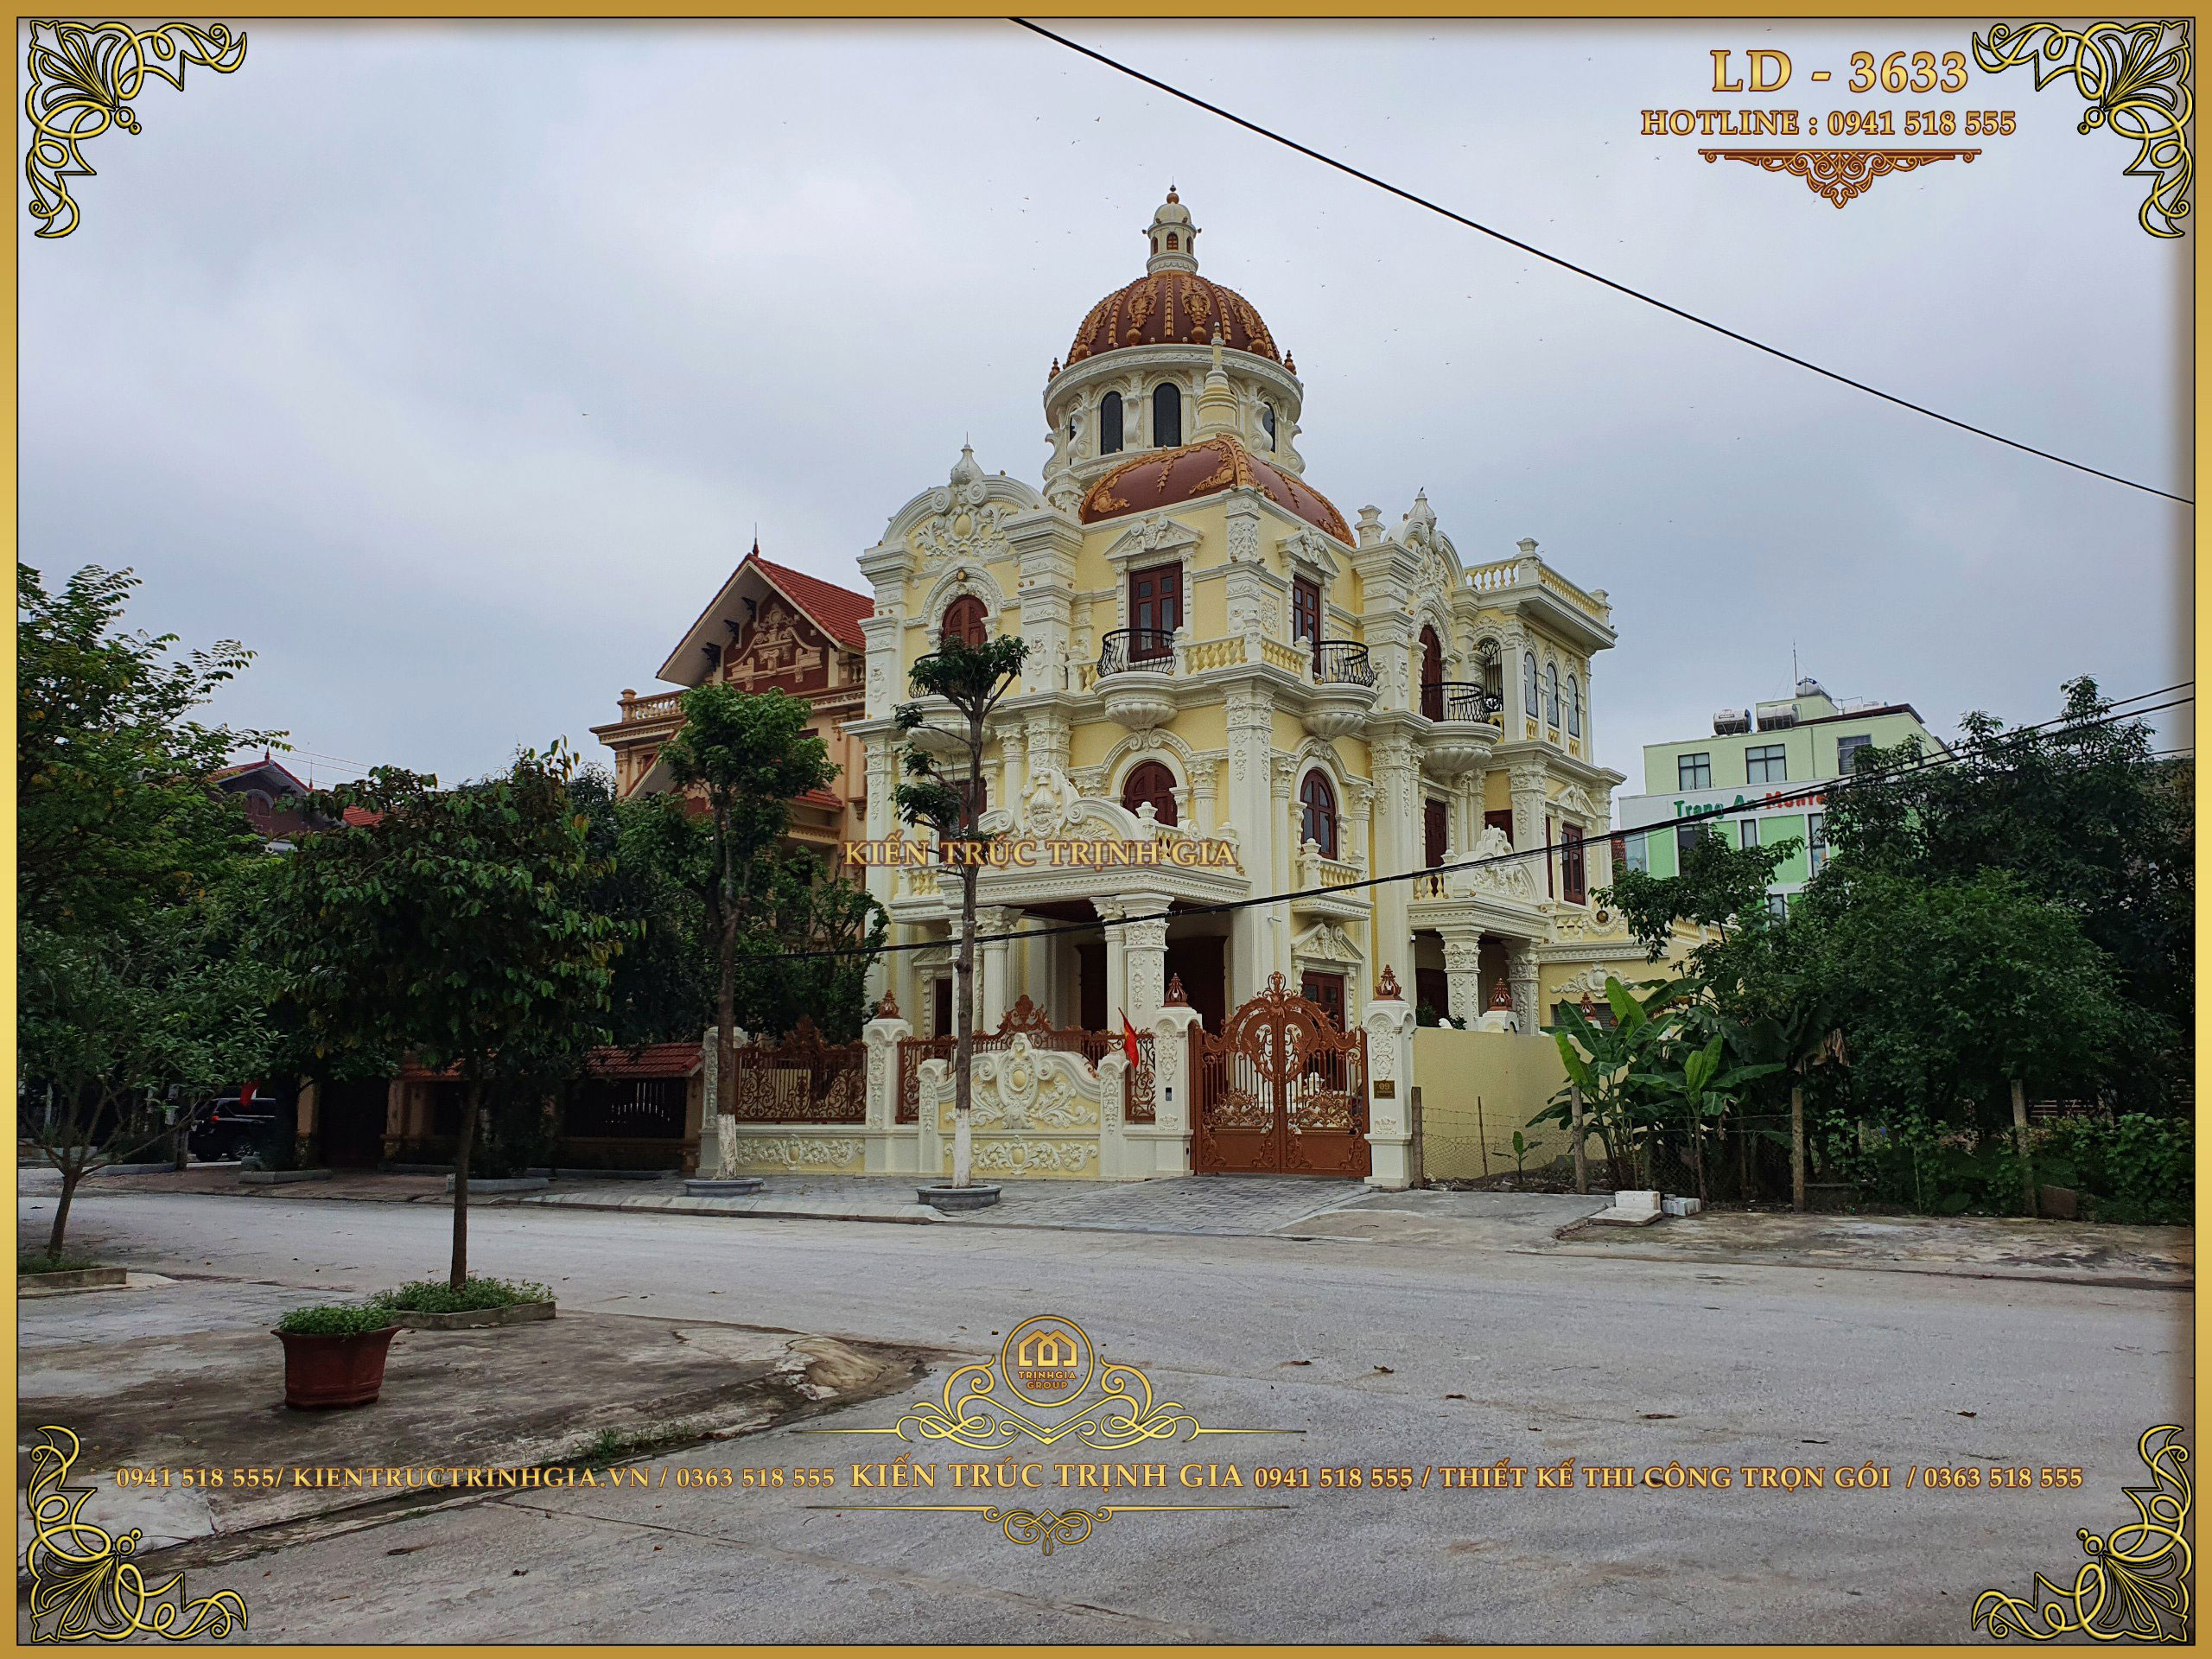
[{"xmin": 24, "ymin": 1191, "xmax": 2192, "ymax": 1643}]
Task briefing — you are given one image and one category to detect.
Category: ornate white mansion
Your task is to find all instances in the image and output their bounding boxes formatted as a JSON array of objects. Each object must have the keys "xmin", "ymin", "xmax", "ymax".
[
  {"xmin": 848, "ymin": 190, "xmax": 1635, "ymax": 1047},
  {"xmin": 607, "ymin": 190, "xmax": 1662, "ymax": 1188}
]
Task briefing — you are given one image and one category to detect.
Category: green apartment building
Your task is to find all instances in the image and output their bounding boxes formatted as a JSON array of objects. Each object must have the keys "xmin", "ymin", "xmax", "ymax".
[{"xmin": 1614, "ymin": 677, "xmax": 1947, "ymax": 909}]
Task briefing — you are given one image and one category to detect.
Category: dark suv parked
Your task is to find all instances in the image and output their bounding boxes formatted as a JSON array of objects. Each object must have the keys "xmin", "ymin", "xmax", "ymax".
[{"xmin": 187, "ymin": 1096, "xmax": 280, "ymax": 1161}]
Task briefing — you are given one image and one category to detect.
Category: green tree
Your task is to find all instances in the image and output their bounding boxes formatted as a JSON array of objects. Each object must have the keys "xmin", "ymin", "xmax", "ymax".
[
  {"xmin": 1823, "ymin": 677, "xmax": 2190, "ymax": 1109},
  {"xmin": 659, "ymin": 686, "xmax": 836, "ymax": 1117},
  {"xmin": 1798, "ymin": 868, "xmax": 2126, "ymax": 1143},
  {"xmin": 568, "ymin": 767, "xmax": 712, "ymax": 1049},
  {"xmin": 21, "ymin": 879, "xmax": 280, "ymax": 1254},
  {"xmin": 893, "ymin": 632, "xmax": 1030, "ymax": 1189},
  {"xmin": 18, "ymin": 563, "xmax": 277, "ymax": 937},
  {"xmin": 16, "ymin": 562, "xmax": 284, "ymax": 1251},
  {"xmin": 276, "ymin": 747, "xmax": 622, "ymax": 1287}
]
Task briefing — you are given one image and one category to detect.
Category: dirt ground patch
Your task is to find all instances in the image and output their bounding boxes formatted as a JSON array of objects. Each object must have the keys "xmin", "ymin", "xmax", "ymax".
[{"xmin": 18, "ymin": 1275, "xmax": 925, "ymax": 1552}]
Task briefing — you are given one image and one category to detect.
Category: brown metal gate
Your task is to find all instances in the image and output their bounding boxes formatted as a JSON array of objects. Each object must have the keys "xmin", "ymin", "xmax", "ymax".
[{"xmin": 1193, "ymin": 973, "xmax": 1370, "ymax": 1177}]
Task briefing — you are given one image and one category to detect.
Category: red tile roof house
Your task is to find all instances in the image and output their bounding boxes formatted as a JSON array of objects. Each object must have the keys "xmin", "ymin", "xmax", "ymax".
[{"xmin": 590, "ymin": 544, "xmax": 873, "ymax": 863}]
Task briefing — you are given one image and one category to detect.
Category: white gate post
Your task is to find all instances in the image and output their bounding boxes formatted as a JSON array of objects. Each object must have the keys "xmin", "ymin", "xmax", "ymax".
[
  {"xmin": 1148, "ymin": 997, "xmax": 1202, "ymax": 1177},
  {"xmin": 863, "ymin": 997, "xmax": 912, "ymax": 1175},
  {"xmin": 1363, "ymin": 967, "xmax": 1418, "ymax": 1191}
]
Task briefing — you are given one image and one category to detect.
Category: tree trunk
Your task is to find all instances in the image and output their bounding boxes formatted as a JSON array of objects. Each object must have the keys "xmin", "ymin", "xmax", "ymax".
[
  {"xmin": 1789, "ymin": 1080, "xmax": 1807, "ymax": 1213},
  {"xmin": 717, "ymin": 912, "xmax": 739, "ymax": 1120},
  {"xmin": 1569, "ymin": 1084, "xmax": 1587, "ymax": 1195},
  {"xmin": 47, "ymin": 1162, "xmax": 81, "ymax": 1257},
  {"xmin": 2012, "ymin": 1077, "xmax": 2035, "ymax": 1217},
  {"xmin": 450, "ymin": 1080, "xmax": 480, "ymax": 1289},
  {"xmin": 949, "ymin": 715, "xmax": 984, "ymax": 1188}
]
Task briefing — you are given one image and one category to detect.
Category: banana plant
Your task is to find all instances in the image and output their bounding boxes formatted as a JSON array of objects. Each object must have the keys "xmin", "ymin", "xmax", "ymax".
[
  {"xmin": 1536, "ymin": 974, "xmax": 1687, "ymax": 1186},
  {"xmin": 1633, "ymin": 1033, "xmax": 1783, "ymax": 1201}
]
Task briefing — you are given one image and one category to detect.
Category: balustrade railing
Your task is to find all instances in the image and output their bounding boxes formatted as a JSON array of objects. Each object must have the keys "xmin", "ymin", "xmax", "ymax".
[
  {"xmin": 1421, "ymin": 681, "xmax": 1503, "ymax": 724},
  {"xmin": 1311, "ymin": 639, "xmax": 1374, "ymax": 687},
  {"xmin": 1097, "ymin": 629, "xmax": 1177, "ymax": 676},
  {"xmin": 621, "ymin": 690, "xmax": 684, "ymax": 723}
]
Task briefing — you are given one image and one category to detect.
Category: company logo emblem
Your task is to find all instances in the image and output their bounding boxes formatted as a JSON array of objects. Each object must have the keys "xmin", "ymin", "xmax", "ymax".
[{"xmin": 1004, "ymin": 1316, "xmax": 1094, "ymax": 1406}]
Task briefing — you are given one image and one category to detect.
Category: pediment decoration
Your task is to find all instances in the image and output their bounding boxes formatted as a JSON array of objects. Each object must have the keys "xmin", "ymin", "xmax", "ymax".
[
  {"xmin": 1291, "ymin": 919, "xmax": 1363, "ymax": 965},
  {"xmin": 722, "ymin": 595, "xmax": 828, "ymax": 695},
  {"xmin": 1105, "ymin": 512, "xmax": 1203, "ymax": 568},
  {"xmin": 919, "ymin": 1034, "xmax": 1106, "ymax": 1132},
  {"xmin": 1554, "ymin": 784, "xmax": 1600, "ymax": 822},
  {"xmin": 1440, "ymin": 823, "xmax": 1543, "ymax": 906},
  {"xmin": 1280, "ymin": 525, "xmax": 1341, "ymax": 582}
]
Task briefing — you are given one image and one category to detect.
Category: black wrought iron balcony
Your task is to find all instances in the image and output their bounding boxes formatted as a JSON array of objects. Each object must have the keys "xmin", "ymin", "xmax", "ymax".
[
  {"xmin": 1097, "ymin": 628, "xmax": 1177, "ymax": 676},
  {"xmin": 1312, "ymin": 639, "xmax": 1374, "ymax": 687},
  {"xmin": 1421, "ymin": 681, "xmax": 1503, "ymax": 724}
]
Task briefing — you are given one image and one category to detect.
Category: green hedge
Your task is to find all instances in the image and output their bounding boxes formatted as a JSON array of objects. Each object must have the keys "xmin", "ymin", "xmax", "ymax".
[{"xmin": 367, "ymin": 1275, "xmax": 551, "ymax": 1314}]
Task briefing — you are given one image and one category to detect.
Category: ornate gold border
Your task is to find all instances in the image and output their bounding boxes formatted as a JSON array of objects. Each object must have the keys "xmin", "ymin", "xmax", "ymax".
[
  {"xmin": 1973, "ymin": 1424, "xmax": 2192, "ymax": 1642},
  {"xmin": 23, "ymin": 19, "xmax": 249, "ymax": 239},
  {"xmin": 1972, "ymin": 19, "xmax": 2192, "ymax": 238},
  {"xmin": 22, "ymin": 1426, "xmax": 249, "ymax": 1642},
  {"xmin": 800, "ymin": 1312, "xmax": 1301, "ymax": 1451},
  {"xmin": 818, "ymin": 1502, "xmax": 1293, "ymax": 1555},
  {"xmin": 1700, "ymin": 148, "xmax": 1980, "ymax": 207}
]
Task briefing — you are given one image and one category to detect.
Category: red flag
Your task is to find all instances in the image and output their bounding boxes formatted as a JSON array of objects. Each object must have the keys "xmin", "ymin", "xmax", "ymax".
[
  {"xmin": 239, "ymin": 1081, "xmax": 257, "ymax": 1110},
  {"xmin": 1120, "ymin": 1011, "xmax": 1141, "ymax": 1070}
]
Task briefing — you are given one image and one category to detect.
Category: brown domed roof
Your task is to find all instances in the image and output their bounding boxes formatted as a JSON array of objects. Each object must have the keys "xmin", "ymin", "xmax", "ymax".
[
  {"xmin": 1080, "ymin": 434, "xmax": 1351, "ymax": 543},
  {"xmin": 1066, "ymin": 271, "xmax": 1280, "ymax": 365}
]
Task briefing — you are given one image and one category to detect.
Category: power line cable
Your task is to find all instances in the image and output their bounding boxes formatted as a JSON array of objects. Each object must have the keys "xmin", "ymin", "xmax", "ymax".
[
  {"xmin": 1010, "ymin": 18, "xmax": 2194, "ymax": 510},
  {"xmin": 783, "ymin": 683, "xmax": 2191, "ymax": 962}
]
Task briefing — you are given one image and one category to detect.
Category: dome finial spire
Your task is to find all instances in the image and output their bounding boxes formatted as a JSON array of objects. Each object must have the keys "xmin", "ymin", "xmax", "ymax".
[{"xmin": 1144, "ymin": 188, "xmax": 1198, "ymax": 276}]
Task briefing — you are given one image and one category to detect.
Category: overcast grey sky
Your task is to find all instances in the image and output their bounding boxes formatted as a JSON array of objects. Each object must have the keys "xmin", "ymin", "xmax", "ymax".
[{"xmin": 19, "ymin": 20, "xmax": 2192, "ymax": 802}]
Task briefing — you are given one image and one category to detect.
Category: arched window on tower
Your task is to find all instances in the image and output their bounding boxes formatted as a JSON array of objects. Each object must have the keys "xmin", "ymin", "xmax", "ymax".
[
  {"xmin": 1120, "ymin": 760, "xmax": 1179, "ymax": 826},
  {"xmin": 940, "ymin": 595, "xmax": 988, "ymax": 649},
  {"xmin": 1100, "ymin": 391, "xmax": 1122, "ymax": 454},
  {"xmin": 1546, "ymin": 663, "xmax": 1561, "ymax": 728},
  {"xmin": 1299, "ymin": 770, "xmax": 1338, "ymax": 860},
  {"xmin": 1567, "ymin": 674, "xmax": 1583, "ymax": 738},
  {"xmin": 1165, "ymin": 232, "xmax": 1179, "ymax": 251},
  {"xmin": 1261, "ymin": 402, "xmax": 1277, "ymax": 450},
  {"xmin": 1522, "ymin": 650, "xmax": 1539, "ymax": 721},
  {"xmin": 1419, "ymin": 626, "xmax": 1446, "ymax": 720},
  {"xmin": 1152, "ymin": 382, "xmax": 1182, "ymax": 448}
]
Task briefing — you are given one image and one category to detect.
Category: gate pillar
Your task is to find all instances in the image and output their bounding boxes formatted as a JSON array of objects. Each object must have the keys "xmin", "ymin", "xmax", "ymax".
[
  {"xmin": 1144, "ymin": 998, "xmax": 1201, "ymax": 1177},
  {"xmin": 863, "ymin": 1002, "xmax": 913, "ymax": 1174},
  {"xmin": 1363, "ymin": 968, "xmax": 1418, "ymax": 1191}
]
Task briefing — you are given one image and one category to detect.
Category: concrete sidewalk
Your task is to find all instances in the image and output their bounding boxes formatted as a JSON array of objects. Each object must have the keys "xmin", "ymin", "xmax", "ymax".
[
  {"xmin": 1548, "ymin": 1205, "xmax": 2194, "ymax": 1288},
  {"xmin": 17, "ymin": 1274, "xmax": 925, "ymax": 1557}
]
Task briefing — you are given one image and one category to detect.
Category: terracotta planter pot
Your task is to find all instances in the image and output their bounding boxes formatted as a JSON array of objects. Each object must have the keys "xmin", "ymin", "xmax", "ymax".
[{"xmin": 276, "ymin": 1325, "xmax": 399, "ymax": 1408}]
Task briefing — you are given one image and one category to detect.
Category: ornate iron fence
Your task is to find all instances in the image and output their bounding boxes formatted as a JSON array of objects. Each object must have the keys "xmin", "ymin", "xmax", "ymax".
[
  {"xmin": 726, "ymin": 1018, "xmax": 868, "ymax": 1122},
  {"xmin": 1097, "ymin": 629, "xmax": 1176, "ymax": 675}
]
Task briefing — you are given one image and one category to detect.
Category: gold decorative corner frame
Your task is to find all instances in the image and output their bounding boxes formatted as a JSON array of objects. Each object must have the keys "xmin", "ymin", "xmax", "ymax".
[
  {"xmin": 1973, "ymin": 1424, "xmax": 2191, "ymax": 1642},
  {"xmin": 23, "ymin": 1426, "xmax": 248, "ymax": 1641},
  {"xmin": 1972, "ymin": 19, "xmax": 2193, "ymax": 238},
  {"xmin": 1700, "ymin": 149, "xmax": 1980, "ymax": 208},
  {"xmin": 23, "ymin": 18, "xmax": 249, "ymax": 239}
]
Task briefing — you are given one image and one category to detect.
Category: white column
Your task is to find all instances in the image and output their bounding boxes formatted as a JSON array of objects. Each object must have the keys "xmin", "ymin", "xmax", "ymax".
[
  {"xmin": 975, "ymin": 906, "xmax": 1015, "ymax": 1031},
  {"xmin": 1120, "ymin": 893, "xmax": 1173, "ymax": 1025},
  {"xmin": 1093, "ymin": 897, "xmax": 1127, "ymax": 1027},
  {"xmin": 1370, "ymin": 728, "xmax": 1420, "ymax": 1001},
  {"xmin": 1225, "ymin": 688, "xmax": 1274, "ymax": 1002},
  {"xmin": 1509, "ymin": 939, "xmax": 1541, "ymax": 1036},
  {"xmin": 1146, "ymin": 1001, "xmax": 1202, "ymax": 1177},
  {"xmin": 1363, "ymin": 970, "xmax": 1418, "ymax": 1191},
  {"xmin": 862, "ymin": 1007, "xmax": 913, "ymax": 1174},
  {"xmin": 1441, "ymin": 931, "xmax": 1484, "ymax": 1028}
]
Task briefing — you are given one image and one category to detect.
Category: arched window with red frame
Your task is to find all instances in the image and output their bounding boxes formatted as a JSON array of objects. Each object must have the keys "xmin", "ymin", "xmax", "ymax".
[
  {"xmin": 1299, "ymin": 770, "xmax": 1338, "ymax": 859},
  {"xmin": 1419, "ymin": 625, "xmax": 1446, "ymax": 720},
  {"xmin": 940, "ymin": 595, "xmax": 988, "ymax": 648},
  {"xmin": 1120, "ymin": 760, "xmax": 1179, "ymax": 825}
]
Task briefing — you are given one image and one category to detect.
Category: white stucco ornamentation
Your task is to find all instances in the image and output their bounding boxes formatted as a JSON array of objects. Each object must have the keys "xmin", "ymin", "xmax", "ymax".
[{"xmin": 925, "ymin": 1035, "xmax": 1104, "ymax": 1132}]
